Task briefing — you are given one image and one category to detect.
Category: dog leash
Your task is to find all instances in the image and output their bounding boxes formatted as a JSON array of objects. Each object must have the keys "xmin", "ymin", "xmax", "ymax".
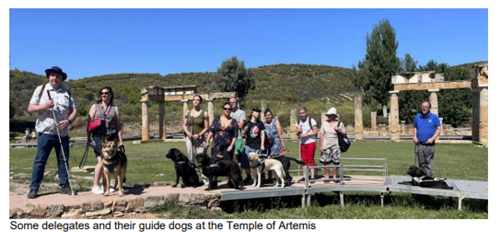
[{"xmin": 79, "ymin": 145, "xmax": 90, "ymax": 169}]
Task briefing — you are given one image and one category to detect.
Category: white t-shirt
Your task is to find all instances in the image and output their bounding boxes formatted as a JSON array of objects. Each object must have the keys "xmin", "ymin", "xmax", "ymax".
[
  {"xmin": 296, "ymin": 117, "xmax": 317, "ymax": 144},
  {"xmin": 231, "ymin": 109, "xmax": 246, "ymax": 139}
]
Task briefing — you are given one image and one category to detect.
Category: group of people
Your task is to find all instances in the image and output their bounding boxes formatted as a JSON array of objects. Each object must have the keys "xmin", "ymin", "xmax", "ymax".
[
  {"xmin": 182, "ymin": 97, "xmax": 290, "ymax": 185},
  {"xmin": 25, "ymin": 65, "xmax": 441, "ymax": 199}
]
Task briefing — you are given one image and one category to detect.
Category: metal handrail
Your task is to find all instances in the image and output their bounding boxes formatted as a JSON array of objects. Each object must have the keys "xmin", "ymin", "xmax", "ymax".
[{"xmin": 299, "ymin": 157, "xmax": 388, "ymax": 188}]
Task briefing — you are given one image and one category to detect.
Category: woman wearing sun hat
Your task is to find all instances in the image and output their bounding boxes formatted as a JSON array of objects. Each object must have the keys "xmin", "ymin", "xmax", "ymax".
[{"xmin": 319, "ymin": 107, "xmax": 346, "ymax": 183}]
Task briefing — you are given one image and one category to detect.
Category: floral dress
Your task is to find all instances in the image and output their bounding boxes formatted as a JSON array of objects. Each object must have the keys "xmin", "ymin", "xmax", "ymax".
[
  {"xmin": 264, "ymin": 119, "xmax": 281, "ymax": 156},
  {"xmin": 208, "ymin": 116, "xmax": 238, "ymax": 160}
]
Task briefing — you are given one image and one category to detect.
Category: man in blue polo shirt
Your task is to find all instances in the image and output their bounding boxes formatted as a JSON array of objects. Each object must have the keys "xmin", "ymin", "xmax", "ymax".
[{"xmin": 413, "ymin": 101, "xmax": 442, "ymax": 178}]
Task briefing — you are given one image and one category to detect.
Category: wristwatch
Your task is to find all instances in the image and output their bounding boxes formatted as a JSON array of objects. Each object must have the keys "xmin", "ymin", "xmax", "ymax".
[{"xmin": 68, "ymin": 119, "xmax": 72, "ymax": 124}]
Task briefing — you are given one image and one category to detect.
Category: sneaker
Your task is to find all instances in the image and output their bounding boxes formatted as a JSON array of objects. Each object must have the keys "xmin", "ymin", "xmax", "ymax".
[
  {"xmin": 91, "ymin": 186, "xmax": 104, "ymax": 194},
  {"xmin": 60, "ymin": 185, "xmax": 73, "ymax": 195},
  {"xmin": 27, "ymin": 189, "xmax": 38, "ymax": 199},
  {"xmin": 297, "ymin": 177, "xmax": 305, "ymax": 183},
  {"xmin": 101, "ymin": 185, "xmax": 115, "ymax": 193}
]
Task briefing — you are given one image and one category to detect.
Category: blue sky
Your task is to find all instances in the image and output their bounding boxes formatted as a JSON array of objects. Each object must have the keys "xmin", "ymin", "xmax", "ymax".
[{"xmin": 9, "ymin": 9, "xmax": 488, "ymax": 80}]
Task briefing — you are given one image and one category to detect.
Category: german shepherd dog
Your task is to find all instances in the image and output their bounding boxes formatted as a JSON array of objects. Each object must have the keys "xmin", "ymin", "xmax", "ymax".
[
  {"xmin": 196, "ymin": 152, "xmax": 242, "ymax": 191},
  {"xmin": 166, "ymin": 148, "xmax": 202, "ymax": 188},
  {"xmin": 102, "ymin": 136, "xmax": 127, "ymax": 196}
]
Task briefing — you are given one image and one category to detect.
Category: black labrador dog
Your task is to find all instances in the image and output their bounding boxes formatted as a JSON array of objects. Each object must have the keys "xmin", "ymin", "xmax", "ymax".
[
  {"xmin": 398, "ymin": 165, "xmax": 453, "ymax": 190},
  {"xmin": 272, "ymin": 155, "xmax": 304, "ymax": 186},
  {"xmin": 196, "ymin": 152, "xmax": 242, "ymax": 191},
  {"xmin": 166, "ymin": 148, "xmax": 201, "ymax": 188}
]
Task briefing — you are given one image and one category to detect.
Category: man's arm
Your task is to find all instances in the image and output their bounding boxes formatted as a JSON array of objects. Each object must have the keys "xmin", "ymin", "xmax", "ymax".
[
  {"xmin": 426, "ymin": 126, "xmax": 442, "ymax": 144},
  {"xmin": 413, "ymin": 127, "xmax": 419, "ymax": 143}
]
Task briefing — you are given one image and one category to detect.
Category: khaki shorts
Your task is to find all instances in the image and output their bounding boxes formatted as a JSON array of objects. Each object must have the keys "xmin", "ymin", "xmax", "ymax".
[{"xmin": 234, "ymin": 139, "xmax": 244, "ymax": 155}]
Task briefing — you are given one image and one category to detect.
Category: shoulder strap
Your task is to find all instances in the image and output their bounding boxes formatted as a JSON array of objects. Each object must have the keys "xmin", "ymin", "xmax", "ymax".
[
  {"xmin": 309, "ymin": 117, "xmax": 312, "ymax": 129},
  {"xmin": 38, "ymin": 84, "xmax": 46, "ymax": 98}
]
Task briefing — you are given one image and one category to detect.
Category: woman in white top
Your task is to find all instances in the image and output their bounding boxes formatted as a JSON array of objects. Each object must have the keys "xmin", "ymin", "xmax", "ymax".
[{"xmin": 319, "ymin": 107, "xmax": 346, "ymax": 183}]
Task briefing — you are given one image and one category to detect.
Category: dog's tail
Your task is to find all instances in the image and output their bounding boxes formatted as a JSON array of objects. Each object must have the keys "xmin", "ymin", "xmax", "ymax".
[{"xmin": 289, "ymin": 157, "xmax": 304, "ymax": 165}]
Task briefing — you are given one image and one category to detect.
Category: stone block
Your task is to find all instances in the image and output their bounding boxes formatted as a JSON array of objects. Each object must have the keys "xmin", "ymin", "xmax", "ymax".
[
  {"xmin": 85, "ymin": 209, "xmax": 111, "ymax": 217},
  {"xmin": 81, "ymin": 202, "xmax": 92, "ymax": 213},
  {"xmin": 93, "ymin": 200, "xmax": 104, "ymax": 211},
  {"xmin": 126, "ymin": 197, "xmax": 145, "ymax": 213},
  {"xmin": 46, "ymin": 204, "xmax": 65, "ymax": 218},
  {"xmin": 165, "ymin": 193, "xmax": 180, "ymax": 202},
  {"xmin": 144, "ymin": 196, "xmax": 165, "ymax": 208}
]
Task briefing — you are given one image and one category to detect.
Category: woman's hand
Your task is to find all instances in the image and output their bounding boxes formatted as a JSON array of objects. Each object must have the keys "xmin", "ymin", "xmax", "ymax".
[
  {"xmin": 227, "ymin": 144, "xmax": 234, "ymax": 152},
  {"xmin": 282, "ymin": 146, "xmax": 289, "ymax": 152},
  {"xmin": 192, "ymin": 134, "xmax": 199, "ymax": 140},
  {"xmin": 119, "ymin": 143, "xmax": 126, "ymax": 152}
]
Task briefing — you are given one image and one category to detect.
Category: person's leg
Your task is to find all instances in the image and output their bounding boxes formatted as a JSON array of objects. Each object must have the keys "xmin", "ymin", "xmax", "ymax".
[
  {"xmin": 54, "ymin": 136, "xmax": 70, "ymax": 188},
  {"xmin": 417, "ymin": 144, "xmax": 426, "ymax": 168},
  {"xmin": 308, "ymin": 142, "xmax": 316, "ymax": 179},
  {"xmin": 423, "ymin": 145, "xmax": 435, "ymax": 178},
  {"xmin": 242, "ymin": 146, "xmax": 253, "ymax": 183},
  {"xmin": 300, "ymin": 143, "xmax": 308, "ymax": 180},
  {"xmin": 30, "ymin": 134, "xmax": 55, "ymax": 190},
  {"xmin": 186, "ymin": 137, "xmax": 194, "ymax": 163},
  {"xmin": 324, "ymin": 167, "xmax": 330, "ymax": 179}
]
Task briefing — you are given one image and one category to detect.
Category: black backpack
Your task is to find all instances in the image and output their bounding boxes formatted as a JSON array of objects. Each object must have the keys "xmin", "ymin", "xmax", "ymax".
[{"xmin": 337, "ymin": 121, "xmax": 350, "ymax": 152}]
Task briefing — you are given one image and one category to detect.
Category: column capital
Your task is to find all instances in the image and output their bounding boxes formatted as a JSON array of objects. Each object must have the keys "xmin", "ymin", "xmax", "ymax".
[
  {"xmin": 140, "ymin": 99, "xmax": 150, "ymax": 103},
  {"xmin": 389, "ymin": 90, "xmax": 400, "ymax": 94},
  {"xmin": 428, "ymin": 89, "xmax": 440, "ymax": 92},
  {"xmin": 180, "ymin": 99, "xmax": 188, "ymax": 102}
]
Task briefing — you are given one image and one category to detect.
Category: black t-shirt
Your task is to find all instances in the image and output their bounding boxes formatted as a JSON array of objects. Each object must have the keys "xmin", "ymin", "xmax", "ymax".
[{"xmin": 244, "ymin": 121, "xmax": 265, "ymax": 149}]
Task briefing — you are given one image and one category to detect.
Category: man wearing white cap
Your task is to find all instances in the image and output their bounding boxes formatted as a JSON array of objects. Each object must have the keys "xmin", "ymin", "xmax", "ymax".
[{"xmin": 319, "ymin": 107, "xmax": 346, "ymax": 183}]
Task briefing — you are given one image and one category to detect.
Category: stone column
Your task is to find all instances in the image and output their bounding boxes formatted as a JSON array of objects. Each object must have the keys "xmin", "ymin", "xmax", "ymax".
[
  {"xmin": 428, "ymin": 89, "xmax": 439, "ymax": 116},
  {"xmin": 207, "ymin": 99, "xmax": 214, "ymax": 126},
  {"xmin": 371, "ymin": 112, "xmax": 377, "ymax": 131},
  {"xmin": 321, "ymin": 111, "xmax": 326, "ymax": 124},
  {"xmin": 159, "ymin": 101, "xmax": 165, "ymax": 139},
  {"xmin": 370, "ymin": 112, "xmax": 378, "ymax": 136},
  {"xmin": 290, "ymin": 109, "xmax": 298, "ymax": 141},
  {"xmin": 182, "ymin": 100, "xmax": 189, "ymax": 119},
  {"xmin": 389, "ymin": 91, "xmax": 400, "ymax": 141},
  {"xmin": 472, "ymin": 89, "xmax": 480, "ymax": 143},
  {"xmin": 354, "ymin": 95, "xmax": 364, "ymax": 140},
  {"xmin": 383, "ymin": 105, "xmax": 388, "ymax": 118},
  {"xmin": 479, "ymin": 87, "xmax": 488, "ymax": 147},
  {"xmin": 261, "ymin": 100, "xmax": 267, "ymax": 121},
  {"xmin": 141, "ymin": 100, "xmax": 150, "ymax": 141}
]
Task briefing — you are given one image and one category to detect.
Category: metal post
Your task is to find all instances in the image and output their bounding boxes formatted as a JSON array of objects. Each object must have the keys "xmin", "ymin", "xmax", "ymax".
[
  {"xmin": 340, "ymin": 192, "xmax": 344, "ymax": 208},
  {"xmin": 380, "ymin": 192, "xmax": 384, "ymax": 207}
]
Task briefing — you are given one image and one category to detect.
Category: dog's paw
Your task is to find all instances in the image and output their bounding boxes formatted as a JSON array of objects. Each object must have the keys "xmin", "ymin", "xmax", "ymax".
[
  {"xmin": 172, "ymin": 184, "xmax": 178, "ymax": 188},
  {"xmin": 181, "ymin": 185, "xmax": 186, "ymax": 188},
  {"xmin": 104, "ymin": 192, "xmax": 110, "ymax": 196},
  {"xmin": 204, "ymin": 187, "xmax": 211, "ymax": 191}
]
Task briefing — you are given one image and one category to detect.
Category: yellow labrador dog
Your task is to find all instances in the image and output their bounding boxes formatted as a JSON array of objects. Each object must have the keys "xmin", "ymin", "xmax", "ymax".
[
  {"xmin": 102, "ymin": 136, "xmax": 127, "ymax": 196},
  {"xmin": 248, "ymin": 152, "xmax": 286, "ymax": 188}
]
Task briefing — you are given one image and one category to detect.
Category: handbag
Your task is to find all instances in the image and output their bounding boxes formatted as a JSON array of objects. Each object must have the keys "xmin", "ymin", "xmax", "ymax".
[
  {"xmin": 88, "ymin": 118, "xmax": 103, "ymax": 132},
  {"xmin": 337, "ymin": 121, "xmax": 350, "ymax": 152},
  {"xmin": 88, "ymin": 104, "xmax": 112, "ymax": 132}
]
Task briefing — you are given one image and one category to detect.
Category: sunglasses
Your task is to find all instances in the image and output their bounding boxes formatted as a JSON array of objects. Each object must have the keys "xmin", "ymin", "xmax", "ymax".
[
  {"xmin": 100, "ymin": 92, "xmax": 110, "ymax": 95},
  {"xmin": 223, "ymin": 108, "xmax": 232, "ymax": 111}
]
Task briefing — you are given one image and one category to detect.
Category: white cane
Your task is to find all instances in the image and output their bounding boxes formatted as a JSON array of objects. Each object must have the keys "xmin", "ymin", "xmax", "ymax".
[{"xmin": 47, "ymin": 90, "xmax": 76, "ymax": 195}]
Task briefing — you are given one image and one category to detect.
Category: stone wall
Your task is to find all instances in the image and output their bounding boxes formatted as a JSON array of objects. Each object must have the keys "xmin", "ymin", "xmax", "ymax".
[{"xmin": 10, "ymin": 185, "xmax": 221, "ymax": 219}]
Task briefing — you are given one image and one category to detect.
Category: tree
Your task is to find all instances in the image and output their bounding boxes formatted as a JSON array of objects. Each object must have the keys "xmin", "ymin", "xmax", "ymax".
[
  {"xmin": 10, "ymin": 101, "xmax": 15, "ymax": 119},
  {"xmin": 400, "ymin": 53, "xmax": 418, "ymax": 72},
  {"xmin": 214, "ymin": 56, "xmax": 255, "ymax": 99},
  {"xmin": 350, "ymin": 19, "xmax": 400, "ymax": 109}
]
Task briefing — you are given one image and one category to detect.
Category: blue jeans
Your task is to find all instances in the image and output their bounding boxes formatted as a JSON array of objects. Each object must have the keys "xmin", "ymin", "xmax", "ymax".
[{"xmin": 30, "ymin": 133, "xmax": 70, "ymax": 190}]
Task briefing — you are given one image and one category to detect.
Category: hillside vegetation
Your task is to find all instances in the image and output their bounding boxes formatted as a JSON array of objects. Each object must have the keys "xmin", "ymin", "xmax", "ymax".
[{"xmin": 9, "ymin": 61, "xmax": 484, "ymax": 135}]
